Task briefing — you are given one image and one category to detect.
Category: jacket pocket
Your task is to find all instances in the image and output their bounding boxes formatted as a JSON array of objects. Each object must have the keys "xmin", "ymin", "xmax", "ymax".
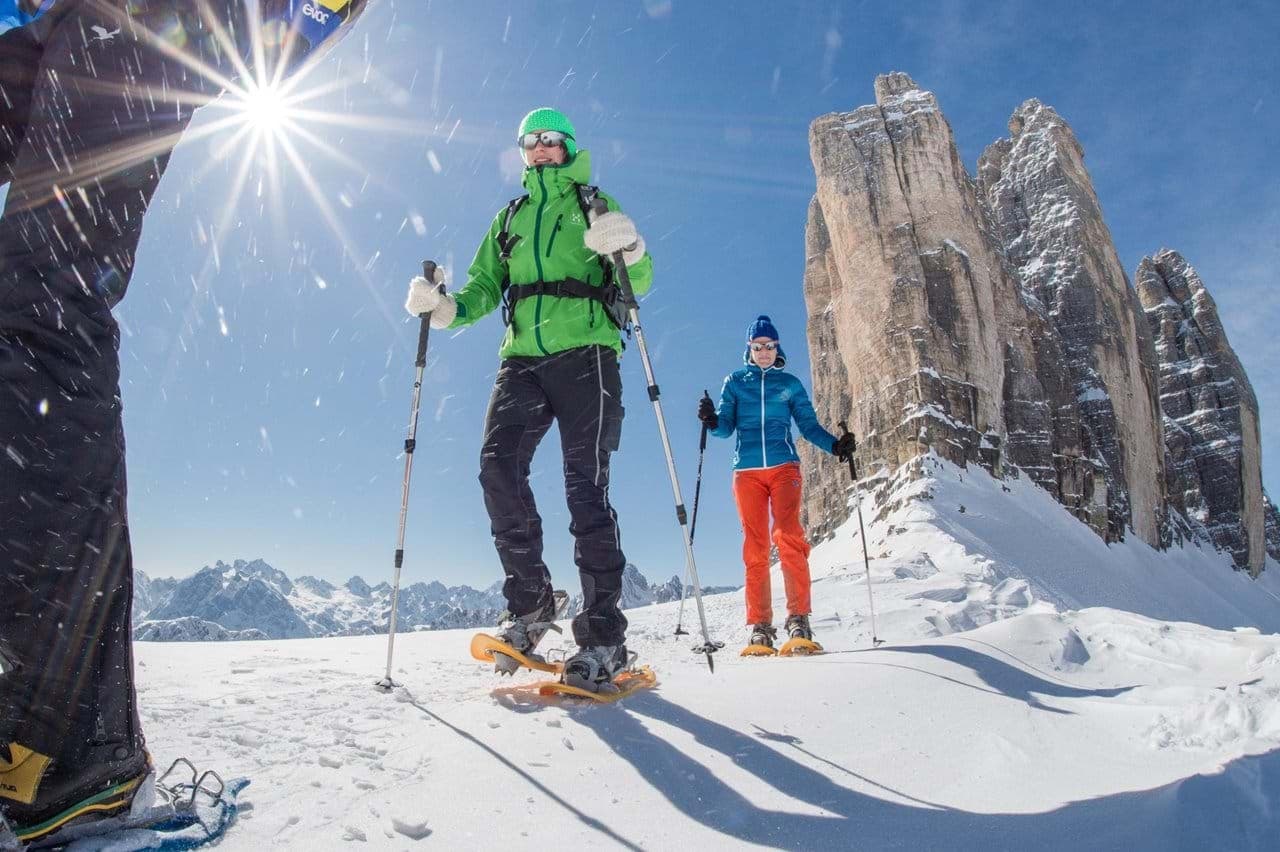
[
  {"xmin": 602, "ymin": 405, "xmax": 624, "ymax": 453},
  {"xmin": 546, "ymin": 214, "xmax": 563, "ymax": 257}
]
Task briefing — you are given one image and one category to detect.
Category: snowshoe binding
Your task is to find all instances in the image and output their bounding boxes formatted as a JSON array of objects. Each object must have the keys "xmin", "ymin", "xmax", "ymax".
[
  {"xmin": 561, "ymin": 644, "xmax": 636, "ymax": 694},
  {"xmin": 481, "ymin": 590, "xmax": 570, "ymax": 675},
  {"xmin": 741, "ymin": 623, "xmax": 778, "ymax": 657},
  {"xmin": 780, "ymin": 614, "xmax": 823, "ymax": 656},
  {"xmin": 785, "ymin": 614, "xmax": 813, "ymax": 641}
]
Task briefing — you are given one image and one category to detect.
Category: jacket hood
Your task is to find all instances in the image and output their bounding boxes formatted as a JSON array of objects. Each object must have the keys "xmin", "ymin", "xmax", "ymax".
[{"xmin": 522, "ymin": 149, "xmax": 592, "ymax": 196}]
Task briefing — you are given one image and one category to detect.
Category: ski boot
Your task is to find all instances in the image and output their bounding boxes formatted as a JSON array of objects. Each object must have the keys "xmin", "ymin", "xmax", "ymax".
[
  {"xmin": 562, "ymin": 645, "xmax": 634, "ymax": 693},
  {"xmin": 780, "ymin": 614, "xmax": 823, "ymax": 656},
  {"xmin": 492, "ymin": 590, "xmax": 569, "ymax": 675},
  {"xmin": 0, "ymin": 745, "xmax": 151, "ymax": 848},
  {"xmin": 741, "ymin": 623, "xmax": 778, "ymax": 656}
]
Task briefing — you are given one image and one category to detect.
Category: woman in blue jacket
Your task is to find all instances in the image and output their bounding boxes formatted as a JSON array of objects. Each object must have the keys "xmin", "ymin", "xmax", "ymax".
[{"xmin": 698, "ymin": 316, "xmax": 855, "ymax": 650}]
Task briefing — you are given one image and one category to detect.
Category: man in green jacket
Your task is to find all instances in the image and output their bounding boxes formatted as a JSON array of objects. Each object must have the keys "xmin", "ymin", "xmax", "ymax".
[{"xmin": 404, "ymin": 107, "xmax": 651, "ymax": 691}]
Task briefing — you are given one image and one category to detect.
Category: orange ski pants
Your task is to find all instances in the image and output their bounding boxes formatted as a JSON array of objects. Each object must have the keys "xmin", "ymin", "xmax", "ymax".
[{"xmin": 733, "ymin": 462, "xmax": 812, "ymax": 625}]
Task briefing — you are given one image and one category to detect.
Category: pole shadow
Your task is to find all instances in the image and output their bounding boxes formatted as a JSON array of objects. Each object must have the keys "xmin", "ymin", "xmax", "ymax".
[
  {"xmin": 818, "ymin": 642, "xmax": 1138, "ymax": 714},
  {"xmin": 574, "ymin": 691, "xmax": 1280, "ymax": 851},
  {"xmin": 402, "ymin": 693, "xmax": 643, "ymax": 851},
  {"xmin": 886, "ymin": 644, "xmax": 1137, "ymax": 712}
]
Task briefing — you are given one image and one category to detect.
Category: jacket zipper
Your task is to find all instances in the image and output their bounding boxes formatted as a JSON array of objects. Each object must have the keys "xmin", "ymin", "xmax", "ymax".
[
  {"xmin": 759, "ymin": 369, "xmax": 768, "ymax": 468},
  {"xmin": 531, "ymin": 168, "xmax": 550, "ymax": 355},
  {"xmin": 546, "ymin": 213, "xmax": 563, "ymax": 257}
]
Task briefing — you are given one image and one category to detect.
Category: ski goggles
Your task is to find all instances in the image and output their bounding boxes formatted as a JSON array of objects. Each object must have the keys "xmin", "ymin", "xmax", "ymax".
[
  {"xmin": 518, "ymin": 130, "xmax": 571, "ymax": 150},
  {"xmin": 749, "ymin": 342, "xmax": 779, "ymax": 352}
]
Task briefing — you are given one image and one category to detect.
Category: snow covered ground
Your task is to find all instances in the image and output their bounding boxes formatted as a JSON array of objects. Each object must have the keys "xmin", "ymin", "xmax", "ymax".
[{"xmin": 131, "ymin": 457, "xmax": 1280, "ymax": 850}]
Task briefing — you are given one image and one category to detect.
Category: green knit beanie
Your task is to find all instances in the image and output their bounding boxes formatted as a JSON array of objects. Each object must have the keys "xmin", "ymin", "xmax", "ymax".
[{"xmin": 518, "ymin": 107, "xmax": 577, "ymax": 158}]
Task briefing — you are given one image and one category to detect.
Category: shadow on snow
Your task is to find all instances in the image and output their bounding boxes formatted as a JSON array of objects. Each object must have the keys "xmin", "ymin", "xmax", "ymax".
[
  {"xmin": 427, "ymin": 641, "xmax": 1274, "ymax": 851},
  {"xmin": 578, "ymin": 691, "xmax": 1279, "ymax": 851}
]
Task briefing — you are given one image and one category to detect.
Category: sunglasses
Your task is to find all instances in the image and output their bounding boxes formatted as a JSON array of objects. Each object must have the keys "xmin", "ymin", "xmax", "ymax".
[
  {"xmin": 749, "ymin": 342, "xmax": 779, "ymax": 352},
  {"xmin": 518, "ymin": 130, "xmax": 570, "ymax": 150}
]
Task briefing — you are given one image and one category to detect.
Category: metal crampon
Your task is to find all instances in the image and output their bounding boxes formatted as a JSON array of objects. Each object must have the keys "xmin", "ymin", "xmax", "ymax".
[
  {"xmin": 157, "ymin": 757, "xmax": 228, "ymax": 814},
  {"xmin": 0, "ymin": 758, "xmax": 233, "ymax": 850}
]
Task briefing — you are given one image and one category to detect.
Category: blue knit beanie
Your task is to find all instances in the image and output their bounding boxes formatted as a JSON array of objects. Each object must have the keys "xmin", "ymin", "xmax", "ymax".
[
  {"xmin": 747, "ymin": 315, "xmax": 779, "ymax": 341},
  {"xmin": 744, "ymin": 315, "xmax": 786, "ymax": 366}
]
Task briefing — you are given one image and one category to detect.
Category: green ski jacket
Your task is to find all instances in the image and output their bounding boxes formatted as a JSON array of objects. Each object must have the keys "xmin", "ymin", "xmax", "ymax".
[{"xmin": 448, "ymin": 150, "xmax": 653, "ymax": 357}]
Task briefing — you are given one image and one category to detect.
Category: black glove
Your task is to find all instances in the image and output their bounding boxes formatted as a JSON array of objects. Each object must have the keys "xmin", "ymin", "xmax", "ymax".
[
  {"xmin": 832, "ymin": 431, "xmax": 857, "ymax": 462},
  {"xmin": 697, "ymin": 395, "xmax": 718, "ymax": 430}
]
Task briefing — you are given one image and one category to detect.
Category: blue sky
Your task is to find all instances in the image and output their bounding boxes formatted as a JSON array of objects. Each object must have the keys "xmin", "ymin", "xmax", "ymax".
[{"xmin": 99, "ymin": 0, "xmax": 1279, "ymax": 589}]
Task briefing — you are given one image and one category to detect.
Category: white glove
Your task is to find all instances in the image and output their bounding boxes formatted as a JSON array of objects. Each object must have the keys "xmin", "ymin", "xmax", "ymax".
[
  {"xmin": 404, "ymin": 270, "xmax": 457, "ymax": 329},
  {"xmin": 584, "ymin": 211, "xmax": 645, "ymax": 265}
]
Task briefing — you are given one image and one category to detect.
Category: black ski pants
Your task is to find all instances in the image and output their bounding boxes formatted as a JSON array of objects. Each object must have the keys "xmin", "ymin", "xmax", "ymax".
[
  {"xmin": 479, "ymin": 344, "xmax": 629, "ymax": 648},
  {"xmin": 0, "ymin": 0, "xmax": 238, "ymax": 782}
]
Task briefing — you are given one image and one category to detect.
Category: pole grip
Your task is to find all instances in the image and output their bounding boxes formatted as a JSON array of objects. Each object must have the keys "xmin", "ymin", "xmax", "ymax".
[
  {"xmin": 416, "ymin": 260, "xmax": 442, "ymax": 368},
  {"xmin": 838, "ymin": 419, "xmax": 859, "ymax": 480},
  {"xmin": 699, "ymin": 390, "xmax": 711, "ymax": 451},
  {"xmin": 588, "ymin": 198, "xmax": 639, "ymax": 308}
]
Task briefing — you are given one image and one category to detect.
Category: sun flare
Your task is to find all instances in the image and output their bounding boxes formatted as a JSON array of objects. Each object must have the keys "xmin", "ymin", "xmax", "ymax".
[
  {"xmin": 58, "ymin": 1, "xmax": 458, "ymax": 338},
  {"xmin": 238, "ymin": 81, "xmax": 292, "ymax": 136}
]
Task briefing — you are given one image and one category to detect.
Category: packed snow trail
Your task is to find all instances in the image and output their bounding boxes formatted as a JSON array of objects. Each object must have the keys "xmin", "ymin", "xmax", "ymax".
[{"xmin": 130, "ymin": 459, "xmax": 1280, "ymax": 849}]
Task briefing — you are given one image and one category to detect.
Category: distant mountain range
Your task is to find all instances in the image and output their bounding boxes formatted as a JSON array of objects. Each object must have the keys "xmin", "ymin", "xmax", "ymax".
[{"xmin": 133, "ymin": 559, "xmax": 738, "ymax": 641}]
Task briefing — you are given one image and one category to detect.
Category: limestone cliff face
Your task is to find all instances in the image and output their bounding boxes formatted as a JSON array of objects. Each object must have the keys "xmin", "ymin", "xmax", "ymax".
[
  {"xmin": 799, "ymin": 73, "xmax": 1276, "ymax": 575},
  {"xmin": 1266, "ymin": 495, "xmax": 1280, "ymax": 564},
  {"xmin": 801, "ymin": 75, "xmax": 1144, "ymax": 543},
  {"xmin": 801, "ymin": 72, "xmax": 1029, "ymax": 534},
  {"xmin": 1135, "ymin": 249, "xmax": 1265, "ymax": 575},
  {"xmin": 977, "ymin": 100, "xmax": 1166, "ymax": 546}
]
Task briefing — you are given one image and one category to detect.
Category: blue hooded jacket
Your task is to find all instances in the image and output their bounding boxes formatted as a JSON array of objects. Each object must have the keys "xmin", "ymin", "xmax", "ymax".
[{"xmin": 709, "ymin": 362, "xmax": 838, "ymax": 471}]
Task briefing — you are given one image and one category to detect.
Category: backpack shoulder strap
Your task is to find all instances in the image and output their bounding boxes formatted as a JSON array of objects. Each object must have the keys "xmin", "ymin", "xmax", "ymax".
[
  {"xmin": 575, "ymin": 184, "xmax": 600, "ymax": 222},
  {"xmin": 496, "ymin": 194, "xmax": 529, "ymax": 263}
]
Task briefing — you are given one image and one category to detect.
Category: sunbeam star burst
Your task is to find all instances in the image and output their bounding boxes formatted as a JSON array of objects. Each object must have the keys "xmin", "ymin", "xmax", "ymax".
[
  {"xmin": 55, "ymin": 1, "xmax": 451, "ymax": 339},
  {"xmin": 238, "ymin": 81, "xmax": 292, "ymax": 137}
]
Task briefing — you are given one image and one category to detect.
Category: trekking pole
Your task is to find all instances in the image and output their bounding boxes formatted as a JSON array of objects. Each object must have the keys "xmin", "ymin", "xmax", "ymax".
[
  {"xmin": 674, "ymin": 390, "xmax": 712, "ymax": 636},
  {"xmin": 839, "ymin": 420, "xmax": 883, "ymax": 647},
  {"xmin": 590, "ymin": 200, "xmax": 723, "ymax": 671},
  {"xmin": 376, "ymin": 261, "xmax": 445, "ymax": 691}
]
